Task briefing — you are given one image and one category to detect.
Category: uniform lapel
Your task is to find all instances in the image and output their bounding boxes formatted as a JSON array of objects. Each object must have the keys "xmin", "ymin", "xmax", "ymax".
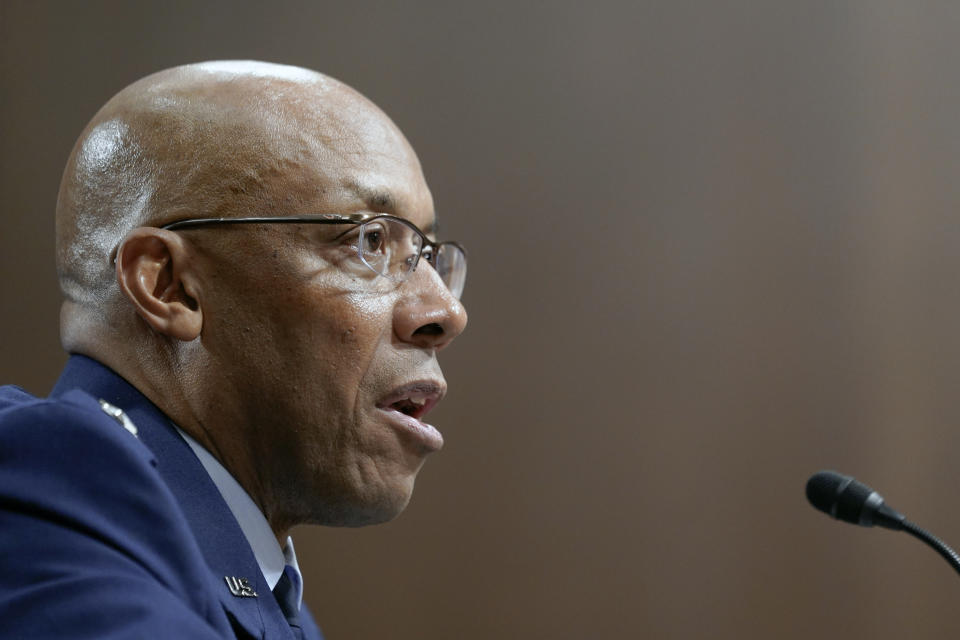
[{"xmin": 52, "ymin": 356, "xmax": 298, "ymax": 640}]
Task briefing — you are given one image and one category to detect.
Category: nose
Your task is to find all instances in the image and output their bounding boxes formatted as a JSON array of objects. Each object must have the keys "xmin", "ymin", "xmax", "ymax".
[{"xmin": 393, "ymin": 263, "xmax": 468, "ymax": 350}]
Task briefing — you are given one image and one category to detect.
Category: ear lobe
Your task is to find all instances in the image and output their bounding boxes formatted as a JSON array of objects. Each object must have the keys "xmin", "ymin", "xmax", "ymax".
[{"xmin": 116, "ymin": 228, "xmax": 203, "ymax": 341}]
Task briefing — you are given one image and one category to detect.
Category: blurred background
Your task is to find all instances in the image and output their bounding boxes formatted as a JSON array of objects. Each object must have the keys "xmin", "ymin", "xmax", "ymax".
[{"xmin": 4, "ymin": 1, "xmax": 960, "ymax": 637}]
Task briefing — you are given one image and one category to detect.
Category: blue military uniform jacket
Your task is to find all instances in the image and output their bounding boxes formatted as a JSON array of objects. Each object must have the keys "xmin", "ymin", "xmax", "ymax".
[{"xmin": 0, "ymin": 355, "xmax": 324, "ymax": 639}]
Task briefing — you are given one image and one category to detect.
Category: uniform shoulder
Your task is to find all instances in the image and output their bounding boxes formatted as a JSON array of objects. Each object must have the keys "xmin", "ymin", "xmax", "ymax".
[
  {"xmin": 0, "ymin": 384, "xmax": 154, "ymax": 470},
  {"xmin": 0, "ymin": 384, "xmax": 39, "ymax": 412},
  {"xmin": 0, "ymin": 386, "xmax": 233, "ymax": 638}
]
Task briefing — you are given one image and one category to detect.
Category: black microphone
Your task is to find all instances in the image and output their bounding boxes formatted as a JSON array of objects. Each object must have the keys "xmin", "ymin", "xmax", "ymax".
[{"xmin": 806, "ymin": 470, "xmax": 960, "ymax": 575}]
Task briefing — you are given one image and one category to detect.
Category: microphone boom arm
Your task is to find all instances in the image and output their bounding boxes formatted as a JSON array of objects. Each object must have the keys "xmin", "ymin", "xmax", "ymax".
[{"xmin": 901, "ymin": 519, "xmax": 960, "ymax": 576}]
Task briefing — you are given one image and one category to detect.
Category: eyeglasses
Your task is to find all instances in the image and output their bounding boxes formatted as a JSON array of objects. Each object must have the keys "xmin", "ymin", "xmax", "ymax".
[{"xmin": 160, "ymin": 213, "xmax": 467, "ymax": 298}]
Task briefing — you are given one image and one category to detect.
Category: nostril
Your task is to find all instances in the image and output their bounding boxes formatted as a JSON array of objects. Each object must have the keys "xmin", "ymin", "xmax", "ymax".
[{"xmin": 413, "ymin": 322, "xmax": 444, "ymax": 337}]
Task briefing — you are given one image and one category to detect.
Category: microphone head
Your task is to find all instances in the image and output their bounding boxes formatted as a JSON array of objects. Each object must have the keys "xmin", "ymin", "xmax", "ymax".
[
  {"xmin": 805, "ymin": 470, "xmax": 904, "ymax": 529},
  {"xmin": 806, "ymin": 470, "xmax": 855, "ymax": 517}
]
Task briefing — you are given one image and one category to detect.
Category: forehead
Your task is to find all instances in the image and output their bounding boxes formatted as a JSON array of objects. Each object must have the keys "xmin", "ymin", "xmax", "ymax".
[{"xmin": 259, "ymin": 83, "xmax": 436, "ymax": 231}]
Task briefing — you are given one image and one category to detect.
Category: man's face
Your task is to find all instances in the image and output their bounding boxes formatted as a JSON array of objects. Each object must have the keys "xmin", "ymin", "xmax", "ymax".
[{"xmin": 190, "ymin": 86, "xmax": 467, "ymax": 528}]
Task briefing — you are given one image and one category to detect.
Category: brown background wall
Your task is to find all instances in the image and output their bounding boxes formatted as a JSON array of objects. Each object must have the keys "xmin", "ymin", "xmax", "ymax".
[{"xmin": 4, "ymin": 1, "xmax": 960, "ymax": 638}]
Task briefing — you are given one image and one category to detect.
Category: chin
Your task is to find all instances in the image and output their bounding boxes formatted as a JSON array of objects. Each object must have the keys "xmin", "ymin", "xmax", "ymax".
[{"xmin": 309, "ymin": 476, "xmax": 417, "ymax": 528}]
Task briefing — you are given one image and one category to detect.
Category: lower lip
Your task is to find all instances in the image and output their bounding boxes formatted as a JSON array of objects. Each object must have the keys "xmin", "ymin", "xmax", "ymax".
[{"xmin": 378, "ymin": 408, "xmax": 444, "ymax": 452}]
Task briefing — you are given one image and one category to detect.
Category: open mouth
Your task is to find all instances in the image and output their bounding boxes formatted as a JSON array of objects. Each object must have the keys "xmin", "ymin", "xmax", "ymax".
[
  {"xmin": 390, "ymin": 394, "xmax": 430, "ymax": 419},
  {"xmin": 378, "ymin": 382, "xmax": 444, "ymax": 421},
  {"xmin": 376, "ymin": 381, "xmax": 446, "ymax": 451}
]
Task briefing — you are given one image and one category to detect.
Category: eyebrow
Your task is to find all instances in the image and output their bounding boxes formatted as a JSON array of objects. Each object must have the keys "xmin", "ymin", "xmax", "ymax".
[
  {"xmin": 350, "ymin": 182, "xmax": 397, "ymax": 212},
  {"xmin": 366, "ymin": 190, "xmax": 396, "ymax": 210},
  {"xmin": 354, "ymin": 186, "xmax": 438, "ymax": 235}
]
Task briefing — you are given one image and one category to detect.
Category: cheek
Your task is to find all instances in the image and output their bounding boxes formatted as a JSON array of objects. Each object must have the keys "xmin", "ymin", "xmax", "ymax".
[
  {"xmin": 341, "ymin": 291, "xmax": 395, "ymax": 335},
  {"xmin": 203, "ymin": 244, "xmax": 398, "ymax": 404},
  {"xmin": 330, "ymin": 292, "xmax": 398, "ymax": 386},
  {"xmin": 265, "ymin": 288, "xmax": 398, "ymax": 394}
]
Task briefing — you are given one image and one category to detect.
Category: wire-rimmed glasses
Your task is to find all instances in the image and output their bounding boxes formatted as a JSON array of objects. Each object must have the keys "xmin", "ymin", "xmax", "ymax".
[{"xmin": 160, "ymin": 213, "xmax": 467, "ymax": 299}]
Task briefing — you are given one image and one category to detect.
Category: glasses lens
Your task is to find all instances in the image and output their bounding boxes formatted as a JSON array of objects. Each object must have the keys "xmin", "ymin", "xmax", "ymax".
[
  {"xmin": 357, "ymin": 218, "xmax": 422, "ymax": 280},
  {"xmin": 356, "ymin": 216, "xmax": 466, "ymax": 298},
  {"xmin": 436, "ymin": 243, "xmax": 467, "ymax": 299}
]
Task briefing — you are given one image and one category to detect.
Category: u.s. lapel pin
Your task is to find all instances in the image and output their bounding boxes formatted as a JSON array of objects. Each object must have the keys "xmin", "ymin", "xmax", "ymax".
[
  {"xmin": 98, "ymin": 399, "xmax": 139, "ymax": 437},
  {"xmin": 225, "ymin": 576, "xmax": 258, "ymax": 598}
]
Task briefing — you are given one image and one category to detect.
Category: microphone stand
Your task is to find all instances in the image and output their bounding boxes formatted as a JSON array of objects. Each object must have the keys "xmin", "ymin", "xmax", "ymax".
[{"xmin": 900, "ymin": 520, "xmax": 960, "ymax": 575}]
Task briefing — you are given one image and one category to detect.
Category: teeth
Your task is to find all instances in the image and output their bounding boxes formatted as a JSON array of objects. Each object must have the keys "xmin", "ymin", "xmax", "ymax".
[{"xmin": 407, "ymin": 394, "xmax": 428, "ymax": 406}]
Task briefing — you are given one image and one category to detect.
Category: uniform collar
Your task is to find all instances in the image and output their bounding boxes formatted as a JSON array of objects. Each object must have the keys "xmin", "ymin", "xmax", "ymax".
[{"xmin": 177, "ymin": 427, "xmax": 304, "ymax": 608}]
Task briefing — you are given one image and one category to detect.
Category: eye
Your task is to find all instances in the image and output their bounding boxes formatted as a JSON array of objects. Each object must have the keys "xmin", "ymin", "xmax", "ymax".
[{"xmin": 360, "ymin": 223, "xmax": 389, "ymax": 255}]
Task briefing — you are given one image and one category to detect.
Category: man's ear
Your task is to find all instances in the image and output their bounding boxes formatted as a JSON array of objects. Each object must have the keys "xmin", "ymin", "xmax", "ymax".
[{"xmin": 115, "ymin": 228, "xmax": 203, "ymax": 341}]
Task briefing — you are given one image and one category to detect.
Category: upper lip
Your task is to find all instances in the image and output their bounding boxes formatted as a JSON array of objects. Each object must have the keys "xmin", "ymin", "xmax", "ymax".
[{"xmin": 376, "ymin": 380, "xmax": 446, "ymax": 420}]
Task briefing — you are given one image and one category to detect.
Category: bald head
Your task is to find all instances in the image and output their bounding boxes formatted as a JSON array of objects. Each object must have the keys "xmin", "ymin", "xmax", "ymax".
[{"xmin": 56, "ymin": 60, "xmax": 420, "ymax": 354}]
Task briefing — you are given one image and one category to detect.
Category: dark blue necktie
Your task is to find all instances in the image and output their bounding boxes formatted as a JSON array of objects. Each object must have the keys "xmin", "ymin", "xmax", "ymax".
[{"xmin": 273, "ymin": 565, "xmax": 304, "ymax": 640}]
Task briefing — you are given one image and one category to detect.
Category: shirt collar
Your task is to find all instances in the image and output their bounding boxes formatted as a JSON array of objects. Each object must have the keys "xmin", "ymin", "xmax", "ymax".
[{"xmin": 175, "ymin": 427, "xmax": 303, "ymax": 608}]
